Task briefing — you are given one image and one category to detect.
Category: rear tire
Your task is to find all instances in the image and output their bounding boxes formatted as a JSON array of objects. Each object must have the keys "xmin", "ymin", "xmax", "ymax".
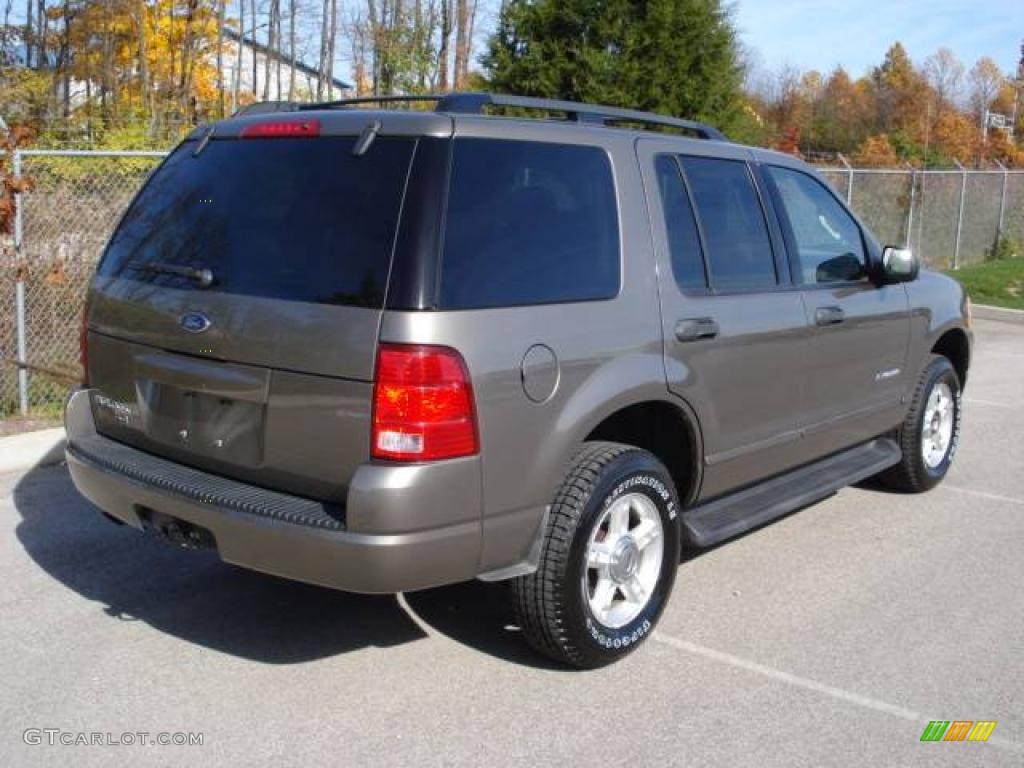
[
  {"xmin": 878, "ymin": 354, "xmax": 962, "ymax": 493},
  {"xmin": 512, "ymin": 442, "xmax": 681, "ymax": 668}
]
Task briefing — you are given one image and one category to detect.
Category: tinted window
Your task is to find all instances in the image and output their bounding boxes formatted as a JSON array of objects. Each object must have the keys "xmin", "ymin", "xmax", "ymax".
[
  {"xmin": 766, "ymin": 166, "xmax": 866, "ymax": 283},
  {"xmin": 679, "ymin": 157, "xmax": 776, "ymax": 291},
  {"xmin": 440, "ymin": 139, "xmax": 619, "ymax": 309},
  {"xmin": 99, "ymin": 136, "xmax": 416, "ymax": 307},
  {"xmin": 655, "ymin": 155, "xmax": 707, "ymax": 291}
]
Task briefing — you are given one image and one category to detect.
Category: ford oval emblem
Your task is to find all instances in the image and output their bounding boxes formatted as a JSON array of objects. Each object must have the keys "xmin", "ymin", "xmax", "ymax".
[{"xmin": 180, "ymin": 312, "xmax": 211, "ymax": 334}]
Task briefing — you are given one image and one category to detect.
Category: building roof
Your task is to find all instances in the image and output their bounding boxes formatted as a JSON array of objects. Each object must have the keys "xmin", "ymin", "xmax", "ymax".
[{"xmin": 222, "ymin": 28, "xmax": 351, "ymax": 90}]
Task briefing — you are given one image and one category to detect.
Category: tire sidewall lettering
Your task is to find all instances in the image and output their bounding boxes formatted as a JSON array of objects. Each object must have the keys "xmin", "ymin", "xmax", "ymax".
[
  {"xmin": 586, "ymin": 617, "xmax": 652, "ymax": 648},
  {"xmin": 603, "ymin": 473, "xmax": 677, "ymax": 520}
]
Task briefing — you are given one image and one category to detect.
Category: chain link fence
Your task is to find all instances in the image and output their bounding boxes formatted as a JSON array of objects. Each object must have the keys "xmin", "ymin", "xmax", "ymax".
[
  {"xmin": 817, "ymin": 166, "xmax": 1024, "ymax": 270},
  {"xmin": 2, "ymin": 149, "xmax": 1023, "ymax": 420},
  {"xmin": 2, "ymin": 151, "xmax": 165, "ymax": 419}
]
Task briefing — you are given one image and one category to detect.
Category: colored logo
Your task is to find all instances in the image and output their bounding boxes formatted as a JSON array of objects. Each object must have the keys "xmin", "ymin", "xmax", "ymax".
[
  {"xmin": 920, "ymin": 721, "xmax": 997, "ymax": 742},
  {"xmin": 180, "ymin": 312, "xmax": 211, "ymax": 334}
]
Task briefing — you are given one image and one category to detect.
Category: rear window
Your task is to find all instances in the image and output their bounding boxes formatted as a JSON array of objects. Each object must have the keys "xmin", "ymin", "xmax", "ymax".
[
  {"xmin": 439, "ymin": 138, "xmax": 620, "ymax": 309},
  {"xmin": 98, "ymin": 136, "xmax": 416, "ymax": 307}
]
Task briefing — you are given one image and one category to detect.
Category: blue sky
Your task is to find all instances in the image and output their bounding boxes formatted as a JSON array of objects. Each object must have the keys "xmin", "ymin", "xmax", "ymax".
[{"xmin": 734, "ymin": 0, "xmax": 1023, "ymax": 79}]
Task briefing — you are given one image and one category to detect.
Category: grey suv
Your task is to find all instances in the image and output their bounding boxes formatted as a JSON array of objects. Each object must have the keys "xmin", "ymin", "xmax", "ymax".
[{"xmin": 65, "ymin": 93, "xmax": 972, "ymax": 668}]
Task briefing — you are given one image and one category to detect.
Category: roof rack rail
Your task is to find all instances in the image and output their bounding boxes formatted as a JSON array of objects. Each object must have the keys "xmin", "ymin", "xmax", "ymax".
[
  {"xmin": 291, "ymin": 92, "xmax": 726, "ymax": 141},
  {"xmin": 233, "ymin": 101, "xmax": 304, "ymax": 117},
  {"xmin": 297, "ymin": 95, "xmax": 442, "ymax": 111},
  {"xmin": 437, "ymin": 93, "xmax": 727, "ymax": 141}
]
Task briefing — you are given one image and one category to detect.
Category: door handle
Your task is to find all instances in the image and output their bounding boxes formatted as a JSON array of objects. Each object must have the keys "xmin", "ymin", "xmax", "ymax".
[
  {"xmin": 675, "ymin": 317, "xmax": 719, "ymax": 342},
  {"xmin": 814, "ymin": 306, "xmax": 845, "ymax": 326}
]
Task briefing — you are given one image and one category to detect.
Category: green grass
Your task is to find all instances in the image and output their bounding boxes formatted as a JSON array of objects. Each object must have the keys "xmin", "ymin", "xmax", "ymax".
[
  {"xmin": 1, "ymin": 374, "xmax": 70, "ymax": 422},
  {"xmin": 946, "ymin": 257, "xmax": 1024, "ymax": 311}
]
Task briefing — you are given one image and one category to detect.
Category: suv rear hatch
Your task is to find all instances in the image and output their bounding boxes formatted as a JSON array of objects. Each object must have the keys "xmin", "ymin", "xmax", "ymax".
[{"xmin": 85, "ymin": 112, "xmax": 451, "ymax": 503}]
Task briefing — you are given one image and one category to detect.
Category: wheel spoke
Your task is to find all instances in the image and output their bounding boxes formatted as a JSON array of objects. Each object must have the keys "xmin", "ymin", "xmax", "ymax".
[
  {"xmin": 620, "ymin": 577, "xmax": 646, "ymax": 606},
  {"xmin": 587, "ymin": 541, "xmax": 614, "ymax": 569},
  {"xmin": 592, "ymin": 577, "xmax": 617, "ymax": 614},
  {"xmin": 632, "ymin": 518, "xmax": 661, "ymax": 551},
  {"xmin": 608, "ymin": 502, "xmax": 629, "ymax": 538}
]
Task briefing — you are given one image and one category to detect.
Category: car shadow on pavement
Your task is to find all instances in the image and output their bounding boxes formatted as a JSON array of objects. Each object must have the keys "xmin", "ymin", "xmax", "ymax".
[
  {"xmin": 402, "ymin": 581, "xmax": 570, "ymax": 671},
  {"xmin": 11, "ymin": 461, "xmax": 563, "ymax": 669}
]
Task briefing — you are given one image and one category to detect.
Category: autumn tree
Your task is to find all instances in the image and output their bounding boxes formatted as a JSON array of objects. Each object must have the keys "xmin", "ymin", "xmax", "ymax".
[
  {"xmin": 870, "ymin": 42, "xmax": 929, "ymax": 138},
  {"xmin": 748, "ymin": 41, "xmax": 1019, "ymax": 167},
  {"xmin": 0, "ymin": 125, "xmax": 35, "ymax": 246},
  {"xmin": 852, "ymin": 134, "xmax": 901, "ymax": 167},
  {"xmin": 760, "ymin": 65, "xmax": 806, "ymax": 138},
  {"xmin": 815, "ymin": 67, "xmax": 871, "ymax": 154},
  {"xmin": 923, "ymin": 47, "xmax": 964, "ymax": 111},
  {"xmin": 967, "ymin": 56, "xmax": 1006, "ymax": 129},
  {"xmin": 930, "ymin": 111, "xmax": 977, "ymax": 162}
]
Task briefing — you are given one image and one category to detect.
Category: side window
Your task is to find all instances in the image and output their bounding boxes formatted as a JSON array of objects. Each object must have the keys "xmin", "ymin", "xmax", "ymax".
[
  {"xmin": 655, "ymin": 155, "xmax": 707, "ymax": 292},
  {"xmin": 440, "ymin": 138, "xmax": 620, "ymax": 309},
  {"xmin": 766, "ymin": 166, "xmax": 866, "ymax": 284},
  {"xmin": 679, "ymin": 156, "xmax": 777, "ymax": 291}
]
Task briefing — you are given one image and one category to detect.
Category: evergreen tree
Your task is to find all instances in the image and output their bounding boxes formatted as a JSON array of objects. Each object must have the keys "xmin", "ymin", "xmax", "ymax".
[{"xmin": 484, "ymin": 0, "xmax": 744, "ymax": 130}]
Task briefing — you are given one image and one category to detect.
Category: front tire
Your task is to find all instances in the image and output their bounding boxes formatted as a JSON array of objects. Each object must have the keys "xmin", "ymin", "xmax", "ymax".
[
  {"xmin": 512, "ymin": 442, "xmax": 682, "ymax": 668},
  {"xmin": 879, "ymin": 354, "xmax": 962, "ymax": 493}
]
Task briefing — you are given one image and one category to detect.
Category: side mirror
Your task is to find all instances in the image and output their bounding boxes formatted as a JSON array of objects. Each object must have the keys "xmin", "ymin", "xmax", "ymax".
[{"xmin": 881, "ymin": 246, "xmax": 919, "ymax": 283}]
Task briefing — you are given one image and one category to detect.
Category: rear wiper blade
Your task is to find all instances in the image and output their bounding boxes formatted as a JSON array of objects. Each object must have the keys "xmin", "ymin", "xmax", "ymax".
[{"xmin": 129, "ymin": 261, "xmax": 215, "ymax": 288}]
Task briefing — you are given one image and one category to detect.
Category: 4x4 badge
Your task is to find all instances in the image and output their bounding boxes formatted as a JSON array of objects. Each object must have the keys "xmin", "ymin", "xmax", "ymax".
[{"xmin": 180, "ymin": 312, "xmax": 211, "ymax": 333}]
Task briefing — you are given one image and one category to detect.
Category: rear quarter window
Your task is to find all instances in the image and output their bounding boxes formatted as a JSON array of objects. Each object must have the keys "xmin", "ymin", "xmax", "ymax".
[
  {"xmin": 655, "ymin": 154, "xmax": 708, "ymax": 292},
  {"xmin": 98, "ymin": 136, "xmax": 416, "ymax": 308},
  {"xmin": 678, "ymin": 156, "xmax": 777, "ymax": 292},
  {"xmin": 439, "ymin": 138, "xmax": 620, "ymax": 309}
]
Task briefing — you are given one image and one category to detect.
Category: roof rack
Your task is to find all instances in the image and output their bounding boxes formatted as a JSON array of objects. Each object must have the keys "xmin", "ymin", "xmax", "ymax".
[
  {"xmin": 233, "ymin": 101, "xmax": 304, "ymax": 117},
  {"xmin": 297, "ymin": 95, "xmax": 443, "ymax": 111},
  {"xmin": 440, "ymin": 93, "xmax": 726, "ymax": 141},
  {"xmin": 294, "ymin": 92, "xmax": 726, "ymax": 141}
]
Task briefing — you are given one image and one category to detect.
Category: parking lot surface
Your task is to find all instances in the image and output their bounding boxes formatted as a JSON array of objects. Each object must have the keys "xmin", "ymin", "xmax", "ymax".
[{"xmin": 1, "ymin": 318, "xmax": 1021, "ymax": 767}]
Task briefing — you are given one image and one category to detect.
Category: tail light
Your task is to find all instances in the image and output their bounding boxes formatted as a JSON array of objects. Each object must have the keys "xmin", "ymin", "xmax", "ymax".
[
  {"xmin": 372, "ymin": 344, "xmax": 478, "ymax": 462},
  {"xmin": 240, "ymin": 119, "xmax": 320, "ymax": 139},
  {"xmin": 79, "ymin": 306, "xmax": 89, "ymax": 386}
]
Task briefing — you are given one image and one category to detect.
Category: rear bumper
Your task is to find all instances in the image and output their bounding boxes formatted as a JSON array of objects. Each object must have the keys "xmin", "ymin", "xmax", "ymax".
[{"xmin": 64, "ymin": 389, "xmax": 483, "ymax": 594}]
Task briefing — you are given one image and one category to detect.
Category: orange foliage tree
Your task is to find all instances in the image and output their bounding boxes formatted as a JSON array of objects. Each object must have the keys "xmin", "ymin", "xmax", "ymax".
[{"xmin": 852, "ymin": 134, "xmax": 901, "ymax": 167}]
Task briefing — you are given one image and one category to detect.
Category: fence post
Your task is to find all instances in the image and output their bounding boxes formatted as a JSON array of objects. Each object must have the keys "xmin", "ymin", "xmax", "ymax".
[
  {"xmin": 995, "ymin": 159, "xmax": 1008, "ymax": 242},
  {"xmin": 838, "ymin": 153, "xmax": 853, "ymax": 204},
  {"xmin": 13, "ymin": 150, "xmax": 29, "ymax": 416},
  {"xmin": 904, "ymin": 164, "xmax": 916, "ymax": 249},
  {"xmin": 953, "ymin": 159, "xmax": 967, "ymax": 270}
]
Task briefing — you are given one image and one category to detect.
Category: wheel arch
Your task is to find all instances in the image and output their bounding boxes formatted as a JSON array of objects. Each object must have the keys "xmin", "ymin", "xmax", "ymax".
[
  {"xmin": 583, "ymin": 398, "xmax": 703, "ymax": 506},
  {"xmin": 931, "ymin": 327, "xmax": 970, "ymax": 388}
]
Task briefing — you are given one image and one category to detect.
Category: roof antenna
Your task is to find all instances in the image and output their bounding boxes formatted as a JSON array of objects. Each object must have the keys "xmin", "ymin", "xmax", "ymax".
[{"xmin": 352, "ymin": 120, "xmax": 382, "ymax": 157}]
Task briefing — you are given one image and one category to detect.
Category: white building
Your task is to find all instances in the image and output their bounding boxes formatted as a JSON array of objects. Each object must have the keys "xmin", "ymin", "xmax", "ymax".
[{"xmin": 221, "ymin": 28, "xmax": 351, "ymax": 110}]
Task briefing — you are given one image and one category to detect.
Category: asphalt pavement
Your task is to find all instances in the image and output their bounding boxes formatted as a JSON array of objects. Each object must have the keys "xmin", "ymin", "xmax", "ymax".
[{"xmin": 1, "ymin": 318, "xmax": 1021, "ymax": 767}]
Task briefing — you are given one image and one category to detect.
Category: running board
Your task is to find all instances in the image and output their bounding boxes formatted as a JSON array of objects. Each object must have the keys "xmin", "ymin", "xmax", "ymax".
[{"xmin": 682, "ymin": 438, "xmax": 901, "ymax": 548}]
